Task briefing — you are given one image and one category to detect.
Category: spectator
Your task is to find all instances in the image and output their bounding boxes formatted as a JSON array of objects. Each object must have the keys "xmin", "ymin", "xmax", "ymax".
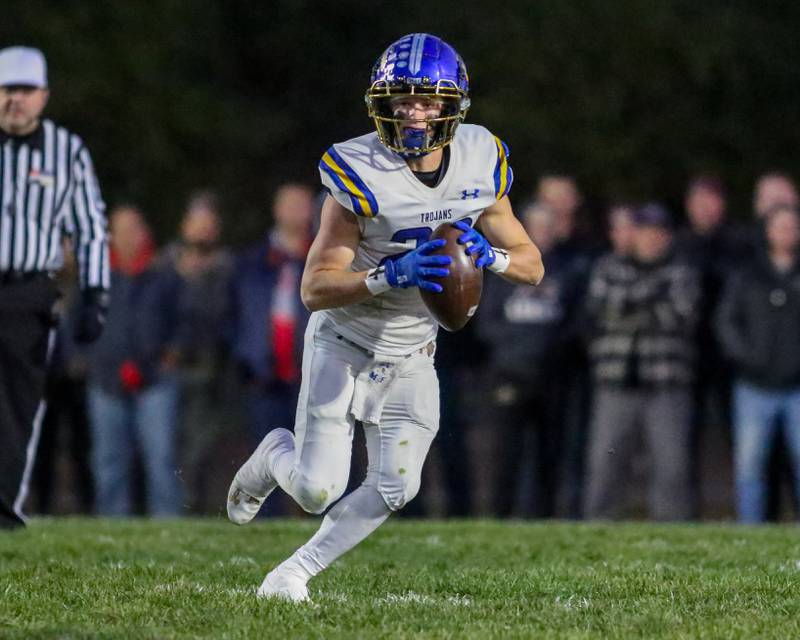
[
  {"xmin": 87, "ymin": 205, "xmax": 183, "ymax": 516},
  {"xmin": 556, "ymin": 200, "xmax": 636, "ymax": 518},
  {"xmin": 159, "ymin": 191, "xmax": 234, "ymax": 513},
  {"xmin": 537, "ymin": 176, "xmax": 582, "ymax": 242},
  {"xmin": 715, "ymin": 205, "xmax": 800, "ymax": 523},
  {"xmin": 537, "ymin": 174, "xmax": 605, "ymax": 256},
  {"xmin": 749, "ymin": 173, "xmax": 800, "ymax": 519},
  {"xmin": 479, "ymin": 203, "xmax": 586, "ymax": 517},
  {"xmin": 536, "ymin": 176, "xmax": 595, "ymax": 517},
  {"xmin": 676, "ymin": 175, "xmax": 744, "ymax": 293},
  {"xmin": 674, "ymin": 176, "xmax": 746, "ymax": 515},
  {"xmin": 753, "ymin": 172, "xmax": 799, "ymax": 219},
  {"xmin": 229, "ymin": 184, "xmax": 313, "ymax": 446},
  {"xmin": 607, "ymin": 204, "xmax": 637, "ymax": 258},
  {"xmin": 583, "ymin": 203, "xmax": 701, "ymax": 521}
]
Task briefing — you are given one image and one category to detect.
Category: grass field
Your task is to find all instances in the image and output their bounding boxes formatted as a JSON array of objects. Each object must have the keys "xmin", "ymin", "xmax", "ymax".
[{"xmin": 2, "ymin": 518, "xmax": 800, "ymax": 639}]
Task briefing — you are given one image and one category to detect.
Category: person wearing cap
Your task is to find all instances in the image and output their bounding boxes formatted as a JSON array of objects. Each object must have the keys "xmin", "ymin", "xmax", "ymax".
[
  {"xmin": 0, "ymin": 46, "xmax": 109, "ymax": 529},
  {"xmin": 582, "ymin": 203, "xmax": 701, "ymax": 521}
]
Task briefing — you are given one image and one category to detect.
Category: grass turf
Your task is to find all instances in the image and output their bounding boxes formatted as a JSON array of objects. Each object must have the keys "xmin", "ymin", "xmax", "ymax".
[{"xmin": 1, "ymin": 518, "xmax": 800, "ymax": 639}]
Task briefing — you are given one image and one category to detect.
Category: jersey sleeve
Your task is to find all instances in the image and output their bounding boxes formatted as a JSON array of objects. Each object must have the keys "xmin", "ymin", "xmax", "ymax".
[
  {"xmin": 491, "ymin": 135, "xmax": 513, "ymax": 200},
  {"xmin": 69, "ymin": 137, "xmax": 110, "ymax": 291},
  {"xmin": 318, "ymin": 145, "xmax": 379, "ymax": 218}
]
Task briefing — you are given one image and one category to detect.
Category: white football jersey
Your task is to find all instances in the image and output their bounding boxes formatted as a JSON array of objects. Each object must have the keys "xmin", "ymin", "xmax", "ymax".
[{"xmin": 318, "ymin": 123, "xmax": 513, "ymax": 356}]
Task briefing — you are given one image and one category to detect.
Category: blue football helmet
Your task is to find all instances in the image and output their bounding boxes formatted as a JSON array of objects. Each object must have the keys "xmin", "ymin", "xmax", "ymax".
[{"xmin": 366, "ymin": 33, "xmax": 470, "ymax": 157}]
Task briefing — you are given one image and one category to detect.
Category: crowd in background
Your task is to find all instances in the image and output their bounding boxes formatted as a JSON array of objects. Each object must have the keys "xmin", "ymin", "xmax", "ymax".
[{"xmin": 34, "ymin": 172, "xmax": 800, "ymax": 524}]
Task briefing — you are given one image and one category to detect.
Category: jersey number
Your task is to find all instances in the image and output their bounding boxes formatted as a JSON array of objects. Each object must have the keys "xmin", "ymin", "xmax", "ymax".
[
  {"xmin": 379, "ymin": 219, "xmax": 473, "ymax": 266},
  {"xmin": 378, "ymin": 227, "xmax": 432, "ymax": 266}
]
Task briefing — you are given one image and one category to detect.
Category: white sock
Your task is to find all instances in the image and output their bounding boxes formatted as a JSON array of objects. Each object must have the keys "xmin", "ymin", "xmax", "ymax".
[
  {"xmin": 269, "ymin": 440, "xmax": 296, "ymax": 490},
  {"xmin": 276, "ymin": 484, "xmax": 391, "ymax": 582}
]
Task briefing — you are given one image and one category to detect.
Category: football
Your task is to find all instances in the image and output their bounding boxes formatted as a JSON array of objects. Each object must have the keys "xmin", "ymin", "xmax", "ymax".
[{"xmin": 420, "ymin": 223, "xmax": 483, "ymax": 331}]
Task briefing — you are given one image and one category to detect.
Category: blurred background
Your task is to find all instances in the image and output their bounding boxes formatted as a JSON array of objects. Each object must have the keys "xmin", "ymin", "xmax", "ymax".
[
  {"xmin": 8, "ymin": 1, "xmax": 800, "ymax": 522},
  {"xmin": 8, "ymin": 1, "xmax": 800, "ymax": 240}
]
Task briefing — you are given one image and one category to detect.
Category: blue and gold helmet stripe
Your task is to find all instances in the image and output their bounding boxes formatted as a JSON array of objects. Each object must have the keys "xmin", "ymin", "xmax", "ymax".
[
  {"xmin": 493, "ymin": 137, "xmax": 513, "ymax": 199},
  {"xmin": 319, "ymin": 147, "xmax": 379, "ymax": 217}
]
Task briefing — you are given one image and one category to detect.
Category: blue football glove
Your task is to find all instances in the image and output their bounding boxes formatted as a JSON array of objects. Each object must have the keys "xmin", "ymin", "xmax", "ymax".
[
  {"xmin": 385, "ymin": 239, "xmax": 452, "ymax": 293},
  {"xmin": 453, "ymin": 220, "xmax": 496, "ymax": 269}
]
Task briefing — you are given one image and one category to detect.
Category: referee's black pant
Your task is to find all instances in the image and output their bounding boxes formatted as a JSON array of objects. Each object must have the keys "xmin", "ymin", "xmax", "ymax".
[{"xmin": 0, "ymin": 274, "xmax": 58, "ymax": 529}]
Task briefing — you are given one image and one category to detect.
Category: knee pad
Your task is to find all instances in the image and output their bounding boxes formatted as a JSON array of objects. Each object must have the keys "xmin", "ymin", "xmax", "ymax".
[{"xmin": 292, "ymin": 474, "xmax": 346, "ymax": 514}]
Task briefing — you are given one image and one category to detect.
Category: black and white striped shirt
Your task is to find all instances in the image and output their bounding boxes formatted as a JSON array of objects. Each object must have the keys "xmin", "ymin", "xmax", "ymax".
[{"xmin": 0, "ymin": 118, "xmax": 109, "ymax": 290}]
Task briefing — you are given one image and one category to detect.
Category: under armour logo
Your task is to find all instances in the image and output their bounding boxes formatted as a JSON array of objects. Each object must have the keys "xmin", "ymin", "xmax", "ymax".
[{"xmin": 460, "ymin": 189, "xmax": 480, "ymax": 200}]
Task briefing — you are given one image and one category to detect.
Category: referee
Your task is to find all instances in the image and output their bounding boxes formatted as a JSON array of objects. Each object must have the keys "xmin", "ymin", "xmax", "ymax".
[{"xmin": 0, "ymin": 46, "xmax": 109, "ymax": 529}]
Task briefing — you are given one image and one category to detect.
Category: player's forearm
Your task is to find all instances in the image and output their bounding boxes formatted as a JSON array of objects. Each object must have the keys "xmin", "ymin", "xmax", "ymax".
[
  {"xmin": 300, "ymin": 268, "xmax": 374, "ymax": 311},
  {"xmin": 496, "ymin": 243, "xmax": 545, "ymax": 285}
]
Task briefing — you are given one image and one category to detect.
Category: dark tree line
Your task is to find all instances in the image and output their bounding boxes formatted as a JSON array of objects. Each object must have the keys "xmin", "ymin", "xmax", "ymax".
[{"xmin": 5, "ymin": 1, "xmax": 800, "ymax": 241}]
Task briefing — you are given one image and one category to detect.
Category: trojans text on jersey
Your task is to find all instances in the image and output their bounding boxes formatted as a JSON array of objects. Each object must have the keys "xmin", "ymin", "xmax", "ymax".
[{"xmin": 419, "ymin": 209, "xmax": 453, "ymax": 223}]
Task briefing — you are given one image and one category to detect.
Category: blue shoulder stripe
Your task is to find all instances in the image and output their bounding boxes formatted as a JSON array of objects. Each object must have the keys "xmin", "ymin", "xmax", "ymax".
[
  {"xmin": 319, "ymin": 157, "xmax": 366, "ymax": 216},
  {"xmin": 327, "ymin": 146, "xmax": 379, "ymax": 215},
  {"xmin": 318, "ymin": 146, "xmax": 379, "ymax": 217}
]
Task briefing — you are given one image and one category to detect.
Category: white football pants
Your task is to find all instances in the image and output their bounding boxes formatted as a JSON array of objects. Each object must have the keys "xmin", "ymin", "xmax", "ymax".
[{"xmin": 270, "ymin": 312, "xmax": 440, "ymax": 515}]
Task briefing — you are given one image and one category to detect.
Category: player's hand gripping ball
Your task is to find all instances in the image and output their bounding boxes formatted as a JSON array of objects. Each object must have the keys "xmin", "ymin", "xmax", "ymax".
[
  {"xmin": 453, "ymin": 220, "xmax": 497, "ymax": 269},
  {"xmin": 420, "ymin": 222, "xmax": 484, "ymax": 331},
  {"xmin": 385, "ymin": 239, "xmax": 452, "ymax": 292}
]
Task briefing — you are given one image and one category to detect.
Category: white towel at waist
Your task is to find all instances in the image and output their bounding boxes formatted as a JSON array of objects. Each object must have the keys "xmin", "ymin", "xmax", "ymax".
[{"xmin": 349, "ymin": 355, "xmax": 405, "ymax": 425}]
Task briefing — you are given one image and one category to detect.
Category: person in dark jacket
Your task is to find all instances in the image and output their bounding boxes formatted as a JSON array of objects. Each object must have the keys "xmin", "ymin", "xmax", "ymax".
[
  {"xmin": 478, "ymin": 203, "xmax": 587, "ymax": 517},
  {"xmin": 86, "ymin": 205, "xmax": 183, "ymax": 516},
  {"xmin": 673, "ymin": 176, "xmax": 748, "ymax": 516},
  {"xmin": 229, "ymin": 184, "xmax": 313, "ymax": 446},
  {"xmin": 159, "ymin": 191, "xmax": 234, "ymax": 513},
  {"xmin": 749, "ymin": 173, "xmax": 800, "ymax": 520},
  {"xmin": 583, "ymin": 203, "xmax": 701, "ymax": 521},
  {"xmin": 535, "ymin": 176, "xmax": 599, "ymax": 517},
  {"xmin": 715, "ymin": 204, "xmax": 800, "ymax": 523}
]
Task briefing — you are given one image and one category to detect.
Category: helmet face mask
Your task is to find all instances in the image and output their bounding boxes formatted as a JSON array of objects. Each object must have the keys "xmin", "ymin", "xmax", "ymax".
[{"xmin": 366, "ymin": 34, "xmax": 470, "ymax": 158}]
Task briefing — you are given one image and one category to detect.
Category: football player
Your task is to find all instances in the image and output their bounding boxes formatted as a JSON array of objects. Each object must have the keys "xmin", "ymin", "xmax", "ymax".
[{"xmin": 227, "ymin": 33, "xmax": 544, "ymax": 601}]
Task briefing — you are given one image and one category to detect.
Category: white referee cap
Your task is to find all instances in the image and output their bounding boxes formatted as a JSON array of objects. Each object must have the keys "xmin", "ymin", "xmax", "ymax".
[{"xmin": 0, "ymin": 47, "xmax": 48, "ymax": 88}]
